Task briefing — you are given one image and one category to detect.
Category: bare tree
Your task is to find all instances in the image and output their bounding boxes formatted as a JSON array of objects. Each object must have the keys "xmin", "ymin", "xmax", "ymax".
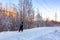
[{"xmin": 18, "ymin": 0, "xmax": 34, "ymax": 29}]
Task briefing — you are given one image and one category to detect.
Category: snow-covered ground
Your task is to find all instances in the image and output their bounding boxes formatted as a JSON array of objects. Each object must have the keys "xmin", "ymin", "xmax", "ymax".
[{"xmin": 0, "ymin": 27, "xmax": 60, "ymax": 40}]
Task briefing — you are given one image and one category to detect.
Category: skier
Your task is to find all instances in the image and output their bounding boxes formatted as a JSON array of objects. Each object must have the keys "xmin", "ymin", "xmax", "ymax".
[{"xmin": 19, "ymin": 21, "xmax": 23, "ymax": 32}]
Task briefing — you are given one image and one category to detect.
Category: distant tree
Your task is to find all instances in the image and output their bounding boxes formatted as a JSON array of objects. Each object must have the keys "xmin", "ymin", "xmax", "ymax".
[{"xmin": 36, "ymin": 11, "xmax": 44, "ymax": 27}]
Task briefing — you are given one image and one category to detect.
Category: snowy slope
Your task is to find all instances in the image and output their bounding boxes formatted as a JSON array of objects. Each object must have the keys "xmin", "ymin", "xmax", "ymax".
[{"xmin": 0, "ymin": 27, "xmax": 60, "ymax": 40}]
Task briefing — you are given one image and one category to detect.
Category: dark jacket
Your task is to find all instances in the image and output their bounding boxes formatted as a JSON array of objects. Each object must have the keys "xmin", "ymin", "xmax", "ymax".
[{"xmin": 19, "ymin": 21, "xmax": 23, "ymax": 32}]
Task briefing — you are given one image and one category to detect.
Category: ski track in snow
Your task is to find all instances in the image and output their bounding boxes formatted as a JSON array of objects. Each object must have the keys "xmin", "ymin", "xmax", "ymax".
[{"xmin": 0, "ymin": 27, "xmax": 60, "ymax": 40}]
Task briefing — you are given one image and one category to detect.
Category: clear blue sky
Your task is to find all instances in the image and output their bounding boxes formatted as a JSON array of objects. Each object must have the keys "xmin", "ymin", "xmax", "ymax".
[
  {"xmin": 0, "ymin": 0, "xmax": 18, "ymax": 5},
  {"xmin": 32, "ymin": 0, "xmax": 60, "ymax": 21},
  {"xmin": 0, "ymin": 0, "xmax": 60, "ymax": 21}
]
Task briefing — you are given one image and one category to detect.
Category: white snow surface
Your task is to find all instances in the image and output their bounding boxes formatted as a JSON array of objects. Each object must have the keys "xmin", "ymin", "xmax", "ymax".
[{"xmin": 0, "ymin": 27, "xmax": 60, "ymax": 40}]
